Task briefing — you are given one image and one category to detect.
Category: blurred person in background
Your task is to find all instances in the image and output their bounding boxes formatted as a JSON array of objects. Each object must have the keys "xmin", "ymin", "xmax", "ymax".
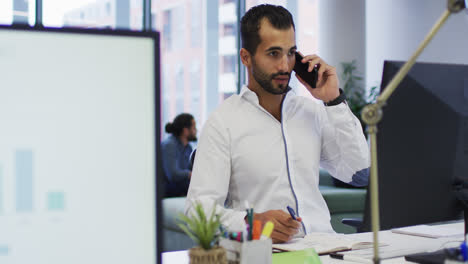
[{"xmin": 162, "ymin": 113, "xmax": 197, "ymax": 197}]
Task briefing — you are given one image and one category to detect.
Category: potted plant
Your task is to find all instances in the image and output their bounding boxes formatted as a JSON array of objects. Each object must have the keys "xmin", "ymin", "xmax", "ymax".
[
  {"xmin": 341, "ymin": 60, "xmax": 379, "ymax": 133},
  {"xmin": 177, "ymin": 202, "xmax": 227, "ymax": 264},
  {"xmin": 333, "ymin": 60, "xmax": 379, "ymax": 188}
]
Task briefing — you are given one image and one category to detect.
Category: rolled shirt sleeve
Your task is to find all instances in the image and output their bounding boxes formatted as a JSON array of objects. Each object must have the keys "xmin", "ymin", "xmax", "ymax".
[{"xmin": 319, "ymin": 102, "xmax": 370, "ymax": 186}]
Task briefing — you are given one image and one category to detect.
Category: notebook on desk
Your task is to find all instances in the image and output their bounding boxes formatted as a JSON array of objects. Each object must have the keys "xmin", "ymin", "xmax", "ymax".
[{"xmin": 272, "ymin": 232, "xmax": 382, "ymax": 255}]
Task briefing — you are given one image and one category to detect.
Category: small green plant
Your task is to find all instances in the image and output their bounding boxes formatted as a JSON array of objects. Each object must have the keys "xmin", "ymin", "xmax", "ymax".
[{"xmin": 177, "ymin": 202, "xmax": 222, "ymax": 250}]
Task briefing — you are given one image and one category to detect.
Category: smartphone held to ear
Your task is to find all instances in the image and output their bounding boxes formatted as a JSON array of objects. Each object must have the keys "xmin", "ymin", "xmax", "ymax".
[{"xmin": 293, "ymin": 52, "xmax": 318, "ymax": 88}]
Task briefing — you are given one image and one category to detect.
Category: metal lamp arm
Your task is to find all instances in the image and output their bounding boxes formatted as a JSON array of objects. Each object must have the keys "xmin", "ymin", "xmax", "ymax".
[{"xmin": 360, "ymin": 1, "xmax": 466, "ymax": 263}]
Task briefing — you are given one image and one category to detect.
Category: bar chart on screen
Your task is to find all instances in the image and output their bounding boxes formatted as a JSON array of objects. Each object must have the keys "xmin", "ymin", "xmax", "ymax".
[
  {"xmin": 0, "ymin": 147, "xmax": 68, "ymax": 260},
  {"xmin": 0, "ymin": 149, "xmax": 66, "ymax": 216}
]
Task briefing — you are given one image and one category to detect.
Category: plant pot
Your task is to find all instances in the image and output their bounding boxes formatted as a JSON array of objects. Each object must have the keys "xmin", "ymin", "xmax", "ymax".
[{"xmin": 189, "ymin": 246, "xmax": 228, "ymax": 264}]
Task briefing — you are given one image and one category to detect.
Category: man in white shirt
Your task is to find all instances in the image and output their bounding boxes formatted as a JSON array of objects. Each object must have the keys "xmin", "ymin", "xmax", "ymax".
[{"xmin": 185, "ymin": 4, "xmax": 370, "ymax": 243}]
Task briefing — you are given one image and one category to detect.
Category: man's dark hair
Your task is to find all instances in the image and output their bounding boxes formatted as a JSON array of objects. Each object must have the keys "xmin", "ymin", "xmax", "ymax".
[
  {"xmin": 240, "ymin": 4, "xmax": 295, "ymax": 55},
  {"xmin": 165, "ymin": 113, "xmax": 194, "ymax": 137}
]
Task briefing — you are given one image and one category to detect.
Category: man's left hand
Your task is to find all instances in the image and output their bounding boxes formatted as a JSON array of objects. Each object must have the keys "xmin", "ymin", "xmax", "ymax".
[{"xmin": 295, "ymin": 54, "xmax": 340, "ymax": 102}]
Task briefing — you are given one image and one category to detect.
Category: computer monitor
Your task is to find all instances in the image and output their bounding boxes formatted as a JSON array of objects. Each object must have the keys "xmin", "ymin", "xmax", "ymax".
[
  {"xmin": 360, "ymin": 60, "xmax": 468, "ymax": 232},
  {"xmin": 0, "ymin": 26, "xmax": 161, "ymax": 263}
]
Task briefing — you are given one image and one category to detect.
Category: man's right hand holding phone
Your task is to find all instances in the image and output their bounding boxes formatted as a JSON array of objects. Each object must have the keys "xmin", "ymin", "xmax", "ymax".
[{"xmin": 294, "ymin": 52, "xmax": 340, "ymax": 103}]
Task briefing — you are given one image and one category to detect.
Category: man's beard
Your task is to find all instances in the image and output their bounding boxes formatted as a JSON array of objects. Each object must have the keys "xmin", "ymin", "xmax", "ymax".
[{"xmin": 252, "ymin": 58, "xmax": 290, "ymax": 95}]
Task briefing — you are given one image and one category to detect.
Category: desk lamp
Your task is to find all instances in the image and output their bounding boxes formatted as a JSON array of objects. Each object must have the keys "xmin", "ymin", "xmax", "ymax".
[{"xmin": 360, "ymin": 0, "xmax": 468, "ymax": 263}]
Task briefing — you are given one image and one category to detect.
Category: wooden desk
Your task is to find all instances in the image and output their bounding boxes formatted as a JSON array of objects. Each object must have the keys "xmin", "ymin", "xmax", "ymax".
[{"xmin": 162, "ymin": 222, "xmax": 464, "ymax": 263}]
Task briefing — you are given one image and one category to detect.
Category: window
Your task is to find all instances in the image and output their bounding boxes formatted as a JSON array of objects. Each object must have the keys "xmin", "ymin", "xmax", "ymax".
[
  {"xmin": 151, "ymin": 12, "xmax": 157, "ymax": 30},
  {"xmin": 190, "ymin": 0, "xmax": 202, "ymax": 47},
  {"xmin": 162, "ymin": 65, "xmax": 172, "ymax": 136},
  {"xmin": 159, "ymin": 6, "xmax": 187, "ymax": 51},
  {"xmin": 105, "ymin": 2, "xmax": 111, "ymax": 15},
  {"xmin": 175, "ymin": 64, "xmax": 185, "ymax": 114},
  {"xmin": 13, "ymin": 0, "xmax": 30, "ymax": 24},
  {"xmin": 162, "ymin": 10, "xmax": 172, "ymax": 51},
  {"xmin": 222, "ymin": 55, "xmax": 236, "ymax": 73},
  {"xmin": 7, "ymin": 0, "xmax": 319, "ymax": 137},
  {"xmin": 172, "ymin": 6, "xmax": 185, "ymax": 50},
  {"xmin": 153, "ymin": 0, "xmax": 240, "ymax": 133},
  {"xmin": 190, "ymin": 61, "xmax": 201, "ymax": 119},
  {"xmin": 223, "ymin": 24, "xmax": 236, "ymax": 36},
  {"xmin": 0, "ymin": 1, "xmax": 13, "ymax": 25},
  {"xmin": 43, "ymin": 0, "xmax": 142, "ymax": 30},
  {"xmin": 0, "ymin": 0, "xmax": 35, "ymax": 25}
]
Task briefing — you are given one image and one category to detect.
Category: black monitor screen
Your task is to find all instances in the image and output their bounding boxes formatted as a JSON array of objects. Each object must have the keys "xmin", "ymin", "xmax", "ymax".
[{"xmin": 362, "ymin": 60, "xmax": 468, "ymax": 231}]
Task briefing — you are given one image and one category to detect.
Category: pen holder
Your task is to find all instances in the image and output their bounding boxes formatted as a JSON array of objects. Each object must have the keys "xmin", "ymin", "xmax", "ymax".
[{"xmin": 219, "ymin": 238, "xmax": 272, "ymax": 264}]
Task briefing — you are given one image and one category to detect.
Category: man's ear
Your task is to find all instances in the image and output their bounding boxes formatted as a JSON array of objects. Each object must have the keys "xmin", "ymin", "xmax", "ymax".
[{"xmin": 240, "ymin": 48, "xmax": 252, "ymax": 67}]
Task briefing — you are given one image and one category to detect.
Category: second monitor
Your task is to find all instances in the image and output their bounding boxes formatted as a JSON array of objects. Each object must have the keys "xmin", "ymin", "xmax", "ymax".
[{"xmin": 360, "ymin": 60, "xmax": 468, "ymax": 232}]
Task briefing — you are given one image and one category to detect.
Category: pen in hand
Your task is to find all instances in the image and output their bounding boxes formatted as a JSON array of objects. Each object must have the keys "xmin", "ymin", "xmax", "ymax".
[
  {"xmin": 287, "ymin": 205, "xmax": 302, "ymax": 222},
  {"xmin": 253, "ymin": 209, "xmax": 301, "ymax": 243}
]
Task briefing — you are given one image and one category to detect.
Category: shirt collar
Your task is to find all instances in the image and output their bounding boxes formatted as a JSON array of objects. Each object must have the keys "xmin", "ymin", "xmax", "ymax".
[
  {"xmin": 239, "ymin": 85, "xmax": 295, "ymax": 104},
  {"xmin": 239, "ymin": 85, "xmax": 253, "ymax": 97}
]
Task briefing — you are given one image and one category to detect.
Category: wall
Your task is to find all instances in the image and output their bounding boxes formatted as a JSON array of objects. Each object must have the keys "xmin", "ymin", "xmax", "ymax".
[
  {"xmin": 366, "ymin": 0, "xmax": 468, "ymax": 91},
  {"xmin": 318, "ymin": 0, "xmax": 366, "ymax": 87}
]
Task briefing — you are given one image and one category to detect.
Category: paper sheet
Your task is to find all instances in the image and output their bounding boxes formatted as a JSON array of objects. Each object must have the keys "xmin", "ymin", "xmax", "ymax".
[
  {"xmin": 273, "ymin": 232, "xmax": 375, "ymax": 254},
  {"xmin": 391, "ymin": 224, "xmax": 463, "ymax": 238}
]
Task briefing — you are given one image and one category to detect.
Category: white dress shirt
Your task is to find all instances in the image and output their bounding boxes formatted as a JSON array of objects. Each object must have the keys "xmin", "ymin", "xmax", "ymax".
[{"xmin": 185, "ymin": 85, "xmax": 370, "ymax": 234}]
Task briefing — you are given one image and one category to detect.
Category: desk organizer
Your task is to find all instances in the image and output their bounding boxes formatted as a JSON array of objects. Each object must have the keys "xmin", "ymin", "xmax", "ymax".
[{"xmin": 219, "ymin": 238, "xmax": 272, "ymax": 264}]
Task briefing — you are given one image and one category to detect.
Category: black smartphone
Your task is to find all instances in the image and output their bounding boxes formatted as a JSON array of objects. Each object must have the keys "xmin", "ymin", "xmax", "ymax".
[{"xmin": 293, "ymin": 52, "xmax": 318, "ymax": 88}]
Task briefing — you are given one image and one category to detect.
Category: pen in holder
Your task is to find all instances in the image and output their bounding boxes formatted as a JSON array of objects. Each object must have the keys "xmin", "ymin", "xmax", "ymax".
[
  {"xmin": 219, "ymin": 208, "xmax": 274, "ymax": 264},
  {"xmin": 219, "ymin": 237, "xmax": 272, "ymax": 264}
]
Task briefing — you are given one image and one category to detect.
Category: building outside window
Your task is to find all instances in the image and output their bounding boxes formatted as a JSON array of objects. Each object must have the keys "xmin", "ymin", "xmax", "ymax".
[
  {"xmin": 171, "ymin": 6, "xmax": 185, "ymax": 51},
  {"xmin": 152, "ymin": 0, "xmax": 240, "ymax": 139},
  {"xmin": 162, "ymin": 9, "xmax": 172, "ymax": 51},
  {"xmin": 190, "ymin": 0, "xmax": 202, "ymax": 48},
  {"xmin": 222, "ymin": 55, "xmax": 236, "ymax": 73},
  {"xmin": 190, "ymin": 61, "xmax": 201, "ymax": 119},
  {"xmin": 42, "ymin": 0, "xmax": 141, "ymax": 30},
  {"xmin": 175, "ymin": 64, "xmax": 185, "ymax": 114},
  {"xmin": 162, "ymin": 65, "xmax": 172, "ymax": 135},
  {"xmin": 223, "ymin": 23, "xmax": 236, "ymax": 36}
]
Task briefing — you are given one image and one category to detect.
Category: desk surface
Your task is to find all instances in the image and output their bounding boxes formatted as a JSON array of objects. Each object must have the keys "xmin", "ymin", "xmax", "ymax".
[{"xmin": 162, "ymin": 222, "xmax": 464, "ymax": 264}]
